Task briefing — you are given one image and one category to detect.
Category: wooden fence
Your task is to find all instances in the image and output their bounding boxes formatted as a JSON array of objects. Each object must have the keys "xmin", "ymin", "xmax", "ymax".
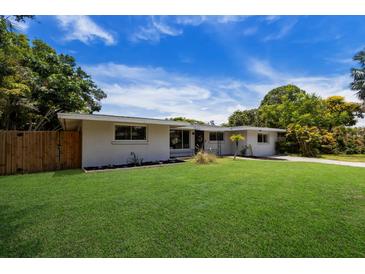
[{"xmin": 0, "ymin": 131, "xmax": 81, "ymax": 176}]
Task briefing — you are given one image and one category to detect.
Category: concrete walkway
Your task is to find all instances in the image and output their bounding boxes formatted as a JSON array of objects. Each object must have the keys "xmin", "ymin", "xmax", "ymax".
[{"xmin": 268, "ymin": 155, "xmax": 365, "ymax": 168}]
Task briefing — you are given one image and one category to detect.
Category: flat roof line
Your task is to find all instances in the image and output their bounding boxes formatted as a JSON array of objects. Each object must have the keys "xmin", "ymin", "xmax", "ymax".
[{"xmin": 58, "ymin": 112, "xmax": 286, "ymax": 132}]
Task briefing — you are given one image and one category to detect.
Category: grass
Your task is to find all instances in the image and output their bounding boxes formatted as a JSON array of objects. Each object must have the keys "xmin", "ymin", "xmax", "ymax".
[
  {"xmin": 0, "ymin": 158, "xmax": 364, "ymax": 257},
  {"xmin": 320, "ymin": 154, "xmax": 365, "ymax": 163}
]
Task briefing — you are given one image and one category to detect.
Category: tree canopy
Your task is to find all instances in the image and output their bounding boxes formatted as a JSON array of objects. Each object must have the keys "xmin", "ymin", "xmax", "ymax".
[
  {"xmin": 351, "ymin": 48, "xmax": 365, "ymax": 101},
  {"xmin": 0, "ymin": 16, "xmax": 106, "ymax": 130},
  {"xmin": 259, "ymin": 84, "xmax": 306, "ymax": 107},
  {"xmin": 228, "ymin": 109, "xmax": 260, "ymax": 127},
  {"xmin": 228, "ymin": 84, "xmax": 363, "ymax": 157},
  {"xmin": 228, "ymin": 84, "xmax": 363, "ymax": 130},
  {"xmin": 169, "ymin": 117, "xmax": 206, "ymax": 125}
]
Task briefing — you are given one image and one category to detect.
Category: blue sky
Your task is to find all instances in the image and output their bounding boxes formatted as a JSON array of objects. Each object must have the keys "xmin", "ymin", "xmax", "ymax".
[{"xmin": 18, "ymin": 15, "xmax": 365, "ymax": 124}]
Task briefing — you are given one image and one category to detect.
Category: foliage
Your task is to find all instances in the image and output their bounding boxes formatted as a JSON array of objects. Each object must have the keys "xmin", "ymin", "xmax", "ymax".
[
  {"xmin": 194, "ymin": 150, "xmax": 217, "ymax": 164},
  {"xmin": 259, "ymin": 84, "xmax": 306, "ymax": 107},
  {"xmin": 241, "ymin": 144, "xmax": 253, "ymax": 156},
  {"xmin": 332, "ymin": 126, "xmax": 365, "ymax": 154},
  {"xmin": 127, "ymin": 152, "xmax": 143, "ymax": 166},
  {"xmin": 169, "ymin": 117, "xmax": 205, "ymax": 125},
  {"xmin": 0, "ymin": 17, "xmax": 106, "ymax": 130},
  {"xmin": 230, "ymin": 134, "xmax": 245, "ymax": 144},
  {"xmin": 228, "ymin": 84, "xmax": 363, "ymax": 157},
  {"xmin": 284, "ymin": 124, "xmax": 365, "ymax": 156},
  {"xmin": 259, "ymin": 89, "xmax": 325, "ymax": 129},
  {"xmin": 228, "ymin": 109, "xmax": 261, "ymax": 126},
  {"xmin": 351, "ymin": 48, "xmax": 365, "ymax": 101},
  {"xmin": 229, "ymin": 84, "xmax": 362, "ymax": 131},
  {"xmin": 230, "ymin": 134, "xmax": 245, "ymax": 159},
  {"xmin": 0, "ymin": 16, "xmax": 35, "ymax": 31},
  {"xmin": 323, "ymin": 96, "xmax": 363, "ymax": 128},
  {"xmin": 286, "ymin": 124, "xmax": 323, "ymax": 157}
]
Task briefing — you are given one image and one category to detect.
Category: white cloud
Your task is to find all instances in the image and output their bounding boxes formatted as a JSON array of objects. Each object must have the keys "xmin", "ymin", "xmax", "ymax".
[
  {"xmin": 130, "ymin": 16, "xmax": 182, "ymax": 43},
  {"xmin": 248, "ymin": 58, "xmax": 358, "ymax": 100},
  {"xmin": 84, "ymin": 63, "xmax": 258, "ymax": 124},
  {"xmin": 215, "ymin": 16, "xmax": 249, "ymax": 24},
  {"xmin": 8, "ymin": 16, "xmax": 30, "ymax": 32},
  {"xmin": 249, "ymin": 58, "xmax": 282, "ymax": 80},
  {"xmin": 264, "ymin": 16, "xmax": 281, "ymax": 23},
  {"xmin": 175, "ymin": 16, "xmax": 248, "ymax": 26},
  {"xmin": 241, "ymin": 26, "xmax": 258, "ymax": 36},
  {"xmin": 175, "ymin": 16, "xmax": 207, "ymax": 26},
  {"xmin": 56, "ymin": 16, "xmax": 116, "ymax": 45},
  {"xmin": 84, "ymin": 59, "xmax": 362, "ymax": 126},
  {"xmin": 131, "ymin": 16, "xmax": 248, "ymax": 42},
  {"xmin": 247, "ymin": 58, "xmax": 364, "ymax": 126},
  {"xmin": 263, "ymin": 19, "xmax": 298, "ymax": 41},
  {"xmin": 151, "ymin": 17, "xmax": 182, "ymax": 36}
]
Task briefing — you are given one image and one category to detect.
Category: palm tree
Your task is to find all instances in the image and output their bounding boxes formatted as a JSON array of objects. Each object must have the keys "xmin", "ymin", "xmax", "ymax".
[
  {"xmin": 351, "ymin": 49, "xmax": 365, "ymax": 101},
  {"xmin": 230, "ymin": 134, "xmax": 245, "ymax": 160}
]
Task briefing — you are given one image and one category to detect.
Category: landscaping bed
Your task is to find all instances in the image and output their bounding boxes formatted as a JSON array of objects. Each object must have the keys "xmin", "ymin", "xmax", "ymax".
[{"xmin": 84, "ymin": 158, "xmax": 185, "ymax": 172}]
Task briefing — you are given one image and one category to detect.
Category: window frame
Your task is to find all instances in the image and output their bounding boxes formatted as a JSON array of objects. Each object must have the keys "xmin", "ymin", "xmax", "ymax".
[
  {"xmin": 170, "ymin": 129, "xmax": 191, "ymax": 150},
  {"xmin": 257, "ymin": 132, "xmax": 269, "ymax": 144},
  {"xmin": 113, "ymin": 123, "xmax": 148, "ymax": 142},
  {"xmin": 209, "ymin": 131, "xmax": 224, "ymax": 142}
]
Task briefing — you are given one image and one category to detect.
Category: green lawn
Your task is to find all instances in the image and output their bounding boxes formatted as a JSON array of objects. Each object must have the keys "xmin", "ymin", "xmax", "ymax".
[
  {"xmin": 0, "ymin": 158, "xmax": 364, "ymax": 258},
  {"xmin": 320, "ymin": 154, "xmax": 365, "ymax": 163}
]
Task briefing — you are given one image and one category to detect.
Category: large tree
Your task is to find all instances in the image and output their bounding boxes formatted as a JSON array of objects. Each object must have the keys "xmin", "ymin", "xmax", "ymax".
[
  {"xmin": 257, "ymin": 85, "xmax": 362, "ymax": 129},
  {"xmin": 228, "ymin": 109, "xmax": 261, "ymax": 127},
  {"xmin": 0, "ymin": 17, "xmax": 106, "ymax": 130},
  {"xmin": 351, "ymin": 49, "xmax": 365, "ymax": 101},
  {"xmin": 259, "ymin": 84, "xmax": 306, "ymax": 107},
  {"xmin": 258, "ymin": 85, "xmax": 325, "ymax": 128},
  {"xmin": 322, "ymin": 96, "xmax": 363, "ymax": 129}
]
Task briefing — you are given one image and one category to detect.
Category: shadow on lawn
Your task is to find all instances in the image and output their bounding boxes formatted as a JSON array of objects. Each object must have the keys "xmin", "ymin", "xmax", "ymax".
[
  {"xmin": 0, "ymin": 204, "xmax": 45, "ymax": 257},
  {"xmin": 52, "ymin": 169, "xmax": 84, "ymax": 178}
]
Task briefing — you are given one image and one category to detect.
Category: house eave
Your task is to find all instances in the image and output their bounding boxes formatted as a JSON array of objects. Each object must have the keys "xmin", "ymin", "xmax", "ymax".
[{"xmin": 57, "ymin": 113, "xmax": 191, "ymax": 128}]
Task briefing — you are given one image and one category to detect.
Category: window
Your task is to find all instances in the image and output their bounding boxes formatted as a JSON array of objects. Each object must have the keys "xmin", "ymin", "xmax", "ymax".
[
  {"xmin": 257, "ymin": 133, "xmax": 269, "ymax": 143},
  {"xmin": 209, "ymin": 132, "xmax": 224, "ymax": 141},
  {"xmin": 115, "ymin": 125, "xmax": 147, "ymax": 140},
  {"xmin": 170, "ymin": 130, "xmax": 190, "ymax": 149}
]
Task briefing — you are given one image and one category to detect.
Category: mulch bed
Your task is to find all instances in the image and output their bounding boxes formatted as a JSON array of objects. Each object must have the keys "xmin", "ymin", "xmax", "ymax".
[{"xmin": 84, "ymin": 159, "xmax": 185, "ymax": 172}]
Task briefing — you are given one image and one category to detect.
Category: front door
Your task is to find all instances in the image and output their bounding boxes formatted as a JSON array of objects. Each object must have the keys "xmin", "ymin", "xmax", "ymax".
[{"xmin": 195, "ymin": 130, "xmax": 204, "ymax": 153}]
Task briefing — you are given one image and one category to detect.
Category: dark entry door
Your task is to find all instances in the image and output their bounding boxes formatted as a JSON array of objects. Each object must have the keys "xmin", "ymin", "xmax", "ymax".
[{"xmin": 195, "ymin": 130, "xmax": 204, "ymax": 153}]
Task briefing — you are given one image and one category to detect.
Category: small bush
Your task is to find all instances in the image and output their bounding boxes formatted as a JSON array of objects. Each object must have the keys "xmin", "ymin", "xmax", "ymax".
[{"xmin": 194, "ymin": 151, "xmax": 217, "ymax": 164}]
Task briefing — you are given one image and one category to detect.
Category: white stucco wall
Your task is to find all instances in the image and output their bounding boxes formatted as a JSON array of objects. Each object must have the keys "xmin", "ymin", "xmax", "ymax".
[
  {"xmin": 81, "ymin": 120, "xmax": 170, "ymax": 167},
  {"xmin": 204, "ymin": 131, "xmax": 233, "ymax": 155},
  {"xmin": 202, "ymin": 130, "xmax": 278, "ymax": 156},
  {"xmin": 245, "ymin": 130, "xmax": 278, "ymax": 156}
]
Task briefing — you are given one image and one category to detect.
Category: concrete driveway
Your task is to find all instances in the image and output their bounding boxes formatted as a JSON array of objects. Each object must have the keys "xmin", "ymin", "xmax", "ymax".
[{"xmin": 268, "ymin": 155, "xmax": 365, "ymax": 168}]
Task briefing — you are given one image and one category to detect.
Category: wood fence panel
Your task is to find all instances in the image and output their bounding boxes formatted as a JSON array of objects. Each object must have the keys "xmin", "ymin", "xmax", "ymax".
[
  {"xmin": 0, "ymin": 131, "xmax": 81, "ymax": 176},
  {"xmin": 0, "ymin": 133, "xmax": 5, "ymax": 175}
]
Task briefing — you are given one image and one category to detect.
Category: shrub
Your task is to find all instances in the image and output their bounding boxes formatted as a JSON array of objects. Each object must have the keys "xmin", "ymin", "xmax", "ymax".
[
  {"xmin": 194, "ymin": 151, "xmax": 217, "ymax": 164},
  {"xmin": 230, "ymin": 134, "xmax": 245, "ymax": 159},
  {"xmin": 127, "ymin": 152, "xmax": 143, "ymax": 166},
  {"xmin": 286, "ymin": 124, "xmax": 322, "ymax": 157}
]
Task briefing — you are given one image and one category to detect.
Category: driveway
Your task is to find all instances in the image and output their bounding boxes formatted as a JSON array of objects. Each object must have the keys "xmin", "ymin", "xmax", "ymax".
[{"xmin": 268, "ymin": 155, "xmax": 365, "ymax": 168}]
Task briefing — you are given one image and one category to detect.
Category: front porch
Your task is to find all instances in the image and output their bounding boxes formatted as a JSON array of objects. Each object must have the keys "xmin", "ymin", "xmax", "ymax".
[
  {"xmin": 169, "ymin": 127, "xmax": 240, "ymax": 158},
  {"xmin": 169, "ymin": 124, "xmax": 281, "ymax": 158}
]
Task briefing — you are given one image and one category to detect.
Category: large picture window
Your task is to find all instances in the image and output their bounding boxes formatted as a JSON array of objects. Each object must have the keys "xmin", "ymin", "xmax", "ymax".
[
  {"xmin": 170, "ymin": 130, "xmax": 190, "ymax": 149},
  {"xmin": 209, "ymin": 132, "xmax": 224, "ymax": 141},
  {"xmin": 257, "ymin": 133, "xmax": 269, "ymax": 143},
  {"xmin": 115, "ymin": 125, "xmax": 147, "ymax": 140}
]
